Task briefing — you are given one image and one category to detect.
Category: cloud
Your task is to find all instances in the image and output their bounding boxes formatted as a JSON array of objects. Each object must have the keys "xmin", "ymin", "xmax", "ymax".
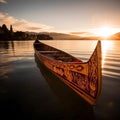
[
  {"xmin": 0, "ymin": 0, "xmax": 7, "ymax": 3},
  {"xmin": 0, "ymin": 12, "xmax": 53, "ymax": 32}
]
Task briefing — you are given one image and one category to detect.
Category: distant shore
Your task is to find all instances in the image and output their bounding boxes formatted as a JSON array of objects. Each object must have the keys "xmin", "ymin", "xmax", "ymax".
[{"xmin": 1, "ymin": 24, "xmax": 120, "ymax": 41}]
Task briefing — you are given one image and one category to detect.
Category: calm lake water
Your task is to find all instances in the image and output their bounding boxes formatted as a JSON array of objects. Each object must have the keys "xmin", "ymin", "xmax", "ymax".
[{"xmin": 0, "ymin": 40, "xmax": 120, "ymax": 120}]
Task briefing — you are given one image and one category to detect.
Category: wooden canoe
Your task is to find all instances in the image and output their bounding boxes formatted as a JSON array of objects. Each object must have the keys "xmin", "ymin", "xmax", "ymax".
[{"xmin": 34, "ymin": 40, "xmax": 102, "ymax": 105}]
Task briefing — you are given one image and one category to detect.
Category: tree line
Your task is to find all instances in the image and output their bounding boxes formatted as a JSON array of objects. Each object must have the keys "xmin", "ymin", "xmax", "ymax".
[{"xmin": 0, "ymin": 24, "xmax": 53, "ymax": 41}]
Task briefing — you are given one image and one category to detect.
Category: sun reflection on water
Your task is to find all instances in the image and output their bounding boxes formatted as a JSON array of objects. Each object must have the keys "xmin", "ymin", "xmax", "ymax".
[{"xmin": 101, "ymin": 40, "xmax": 114, "ymax": 68}]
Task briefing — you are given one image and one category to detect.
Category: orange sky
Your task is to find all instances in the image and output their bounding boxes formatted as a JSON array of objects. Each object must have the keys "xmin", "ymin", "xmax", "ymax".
[{"xmin": 0, "ymin": 0, "xmax": 120, "ymax": 34}]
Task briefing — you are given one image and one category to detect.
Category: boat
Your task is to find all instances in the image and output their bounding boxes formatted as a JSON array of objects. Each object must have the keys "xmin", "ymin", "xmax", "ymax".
[
  {"xmin": 35, "ymin": 55, "xmax": 94, "ymax": 111},
  {"xmin": 34, "ymin": 39, "xmax": 102, "ymax": 105}
]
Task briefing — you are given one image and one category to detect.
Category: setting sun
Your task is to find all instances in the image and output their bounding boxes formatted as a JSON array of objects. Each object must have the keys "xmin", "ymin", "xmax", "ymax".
[{"xmin": 93, "ymin": 26, "xmax": 117, "ymax": 38}]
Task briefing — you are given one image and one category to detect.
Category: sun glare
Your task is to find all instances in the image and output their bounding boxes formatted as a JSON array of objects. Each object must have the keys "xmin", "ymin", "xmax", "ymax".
[
  {"xmin": 94, "ymin": 26, "xmax": 117, "ymax": 38},
  {"xmin": 101, "ymin": 40, "xmax": 114, "ymax": 67}
]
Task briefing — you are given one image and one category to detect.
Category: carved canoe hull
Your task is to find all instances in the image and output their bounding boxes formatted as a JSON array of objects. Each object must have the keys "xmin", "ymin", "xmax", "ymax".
[{"xmin": 34, "ymin": 40, "xmax": 102, "ymax": 105}]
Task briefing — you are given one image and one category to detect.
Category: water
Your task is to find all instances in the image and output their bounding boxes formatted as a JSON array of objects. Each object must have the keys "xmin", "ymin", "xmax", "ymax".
[{"xmin": 0, "ymin": 40, "xmax": 120, "ymax": 120}]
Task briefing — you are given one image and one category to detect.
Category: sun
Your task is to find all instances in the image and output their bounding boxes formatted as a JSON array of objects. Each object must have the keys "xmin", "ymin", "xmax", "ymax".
[{"xmin": 93, "ymin": 26, "xmax": 116, "ymax": 38}]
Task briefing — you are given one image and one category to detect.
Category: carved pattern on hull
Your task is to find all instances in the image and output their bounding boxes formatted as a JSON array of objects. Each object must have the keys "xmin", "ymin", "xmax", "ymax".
[{"xmin": 39, "ymin": 54, "xmax": 91, "ymax": 97}]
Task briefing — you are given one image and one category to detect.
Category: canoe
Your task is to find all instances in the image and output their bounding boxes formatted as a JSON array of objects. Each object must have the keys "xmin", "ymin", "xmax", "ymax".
[{"xmin": 34, "ymin": 40, "xmax": 102, "ymax": 105}]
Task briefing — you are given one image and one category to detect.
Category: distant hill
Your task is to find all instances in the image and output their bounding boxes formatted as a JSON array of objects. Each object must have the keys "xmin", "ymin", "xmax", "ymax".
[
  {"xmin": 109, "ymin": 32, "xmax": 120, "ymax": 40},
  {"xmin": 37, "ymin": 32, "xmax": 101, "ymax": 40},
  {"xmin": 38, "ymin": 32, "xmax": 81, "ymax": 40}
]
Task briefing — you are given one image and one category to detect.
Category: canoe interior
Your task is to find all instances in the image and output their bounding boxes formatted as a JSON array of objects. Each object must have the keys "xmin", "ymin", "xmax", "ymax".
[{"xmin": 34, "ymin": 41, "xmax": 82, "ymax": 62}]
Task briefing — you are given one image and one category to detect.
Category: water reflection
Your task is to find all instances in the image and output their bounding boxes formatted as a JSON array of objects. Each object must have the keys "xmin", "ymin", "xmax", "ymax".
[
  {"xmin": 101, "ymin": 40, "xmax": 120, "ymax": 78},
  {"xmin": 0, "ymin": 41, "xmax": 14, "ymax": 79},
  {"xmin": 0, "ymin": 65, "xmax": 13, "ymax": 79},
  {"xmin": 0, "ymin": 41, "xmax": 10, "ymax": 49},
  {"xmin": 35, "ymin": 54, "xmax": 95, "ymax": 120},
  {"xmin": 0, "ymin": 40, "xmax": 120, "ymax": 120},
  {"xmin": 0, "ymin": 41, "xmax": 34, "ymax": 79},
  {"xmin": 101, "ymin": 40, "xmax": 114, "ymax": 68}
]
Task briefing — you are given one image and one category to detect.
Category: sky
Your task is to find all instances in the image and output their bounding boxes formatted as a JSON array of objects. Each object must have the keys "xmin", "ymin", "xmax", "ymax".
[{"xmin": 0, "ymin": 0, "xmax": 120, "ymax": 34}]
